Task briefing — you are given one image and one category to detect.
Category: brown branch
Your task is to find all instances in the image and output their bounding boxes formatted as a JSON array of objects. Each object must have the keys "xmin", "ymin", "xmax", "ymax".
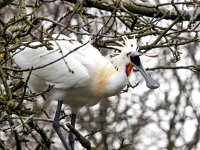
[
  {"xmin": 15, "ymin": 67, "xmax": 33, "ymax": 110},
  {"xmin": 0, "ymin": 96, "xmax": 35, "ymax": 115},
  {"xmin": 27, "ymin": 120, "xmax": 52, "ymax": 149},
  {"xmin": 0, "ymin": 0, "xmax": 15, "ymax": 9},
  {"xmin": 10, "ymin": 120, "xmax": 21, "ymax": 150},
  {"xmin": 142, "ymin": 15, "xmax": 181, "ymax": 52},
  {"xmin": 17, "ymin": 115, "xmax": 49, "ymax": 150},
  {"xmin": 66, "ymin": 123, "xmax": 98, "ymax": 150},
  {"xmin": 64, "ymin": 0, "xmax": 199, "ymax": 21},
  {"xmin": 145, "ymin": 65, "xmax": 200, "ymax": 72},
  {"xmin": 0, "ymin": 65, "xmax": 12, "ymax": 101}
]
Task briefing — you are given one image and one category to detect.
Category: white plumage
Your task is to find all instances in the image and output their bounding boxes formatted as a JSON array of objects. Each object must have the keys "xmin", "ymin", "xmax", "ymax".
[
  {"xmin": 13, "ymin": 34, "xmax": 159, "ymax": 149},
  {"xmin": 13, "ymin": 34, "xmax": 134, "ymax": 112}
]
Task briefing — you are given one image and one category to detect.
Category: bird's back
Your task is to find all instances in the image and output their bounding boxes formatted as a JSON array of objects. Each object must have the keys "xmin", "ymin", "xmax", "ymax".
[
  {"xmin": 13, "ymin": 34, "xmax": 115, "ymax": 109},
  {"xmin": 14, "ymin": 35, "xmax": 104, "ymax": 87}
]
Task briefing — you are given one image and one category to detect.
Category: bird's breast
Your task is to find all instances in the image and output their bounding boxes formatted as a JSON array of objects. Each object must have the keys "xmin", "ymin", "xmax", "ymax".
[{"xmin": 91, "ymin": 64, "xmax": 120, "ymax": 98}]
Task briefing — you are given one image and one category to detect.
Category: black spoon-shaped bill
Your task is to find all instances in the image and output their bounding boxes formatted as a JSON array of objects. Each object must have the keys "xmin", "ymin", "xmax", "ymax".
[{"xmin": 130, "ymin": 55, "xmax": 160, "ymax": 89}]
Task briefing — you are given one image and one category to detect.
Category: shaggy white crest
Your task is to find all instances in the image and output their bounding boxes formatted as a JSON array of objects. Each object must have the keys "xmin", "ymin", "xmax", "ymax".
[{"xmin": 109, "ymin": 36, "xmax": 138, "ymax": 69}]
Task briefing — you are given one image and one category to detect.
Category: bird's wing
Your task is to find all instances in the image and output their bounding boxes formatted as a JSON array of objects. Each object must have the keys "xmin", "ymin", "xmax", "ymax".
[
  {"xmin": 13, "ymin": 34, "xmax": 106, "ymax": 89},
  {"xmin": 51, "ymin": 34, "xmax": 103, "ymax": 58}
]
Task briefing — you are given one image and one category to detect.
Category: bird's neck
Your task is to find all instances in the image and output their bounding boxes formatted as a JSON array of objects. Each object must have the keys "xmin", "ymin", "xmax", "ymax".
[
  {"xmin": 91, "ymin": 61, "xmax": 133, "ymax": 98},
  {"xmin": 105, "ymin": 62, "xmax": 132, "ymax": 96}
]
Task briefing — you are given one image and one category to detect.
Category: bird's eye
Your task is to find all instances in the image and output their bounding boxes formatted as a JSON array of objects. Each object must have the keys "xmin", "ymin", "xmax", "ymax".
[{"xmin": 127, "ymin": 52, "xmax": 131, "ymax": 57}]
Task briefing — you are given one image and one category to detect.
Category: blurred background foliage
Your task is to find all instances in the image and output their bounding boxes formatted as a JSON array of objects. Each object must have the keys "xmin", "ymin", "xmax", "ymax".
[{"xmin": 0, "ymin": 0, "xmax": 200, "ymax": 149}]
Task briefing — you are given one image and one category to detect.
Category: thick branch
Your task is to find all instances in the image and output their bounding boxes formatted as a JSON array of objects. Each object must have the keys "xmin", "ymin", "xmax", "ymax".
[
  {"xmin": 0, "ymin": 0, "xmax": 14, "ymax": 9},
  {"xmin": 66, "ymin": 123, "xmax": 98, "ymax": 150},
  {"xmin": 65, "ymin": 0, "xmax": 197, "ymax": 21}
]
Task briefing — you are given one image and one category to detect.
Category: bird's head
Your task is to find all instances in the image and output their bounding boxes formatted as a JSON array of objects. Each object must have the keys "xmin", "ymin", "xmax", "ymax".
[{"xmin": 109, "ymin": 36, "xmax": 160, "ymax": 89}]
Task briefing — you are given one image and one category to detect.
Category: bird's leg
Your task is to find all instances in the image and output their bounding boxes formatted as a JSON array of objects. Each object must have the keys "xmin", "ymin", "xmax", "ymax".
[
  {"xmin": 68, "ymin": 113, "xmax": 76, "ymax": 150},
  {"xmin": 53, "ymin": 100, "xmax": 70, "ymax": 150}
]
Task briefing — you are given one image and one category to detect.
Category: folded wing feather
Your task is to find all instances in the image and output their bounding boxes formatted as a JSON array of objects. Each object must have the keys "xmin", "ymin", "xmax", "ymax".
[{"xmin": 13, "ymin": 34, "xmax": 105, "ymax": 90}]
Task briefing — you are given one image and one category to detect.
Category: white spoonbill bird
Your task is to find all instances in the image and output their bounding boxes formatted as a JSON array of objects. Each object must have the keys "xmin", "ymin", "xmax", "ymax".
[{"xmin": 13, "ymin": 34, "xmax": 159, "ymax": 150}]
